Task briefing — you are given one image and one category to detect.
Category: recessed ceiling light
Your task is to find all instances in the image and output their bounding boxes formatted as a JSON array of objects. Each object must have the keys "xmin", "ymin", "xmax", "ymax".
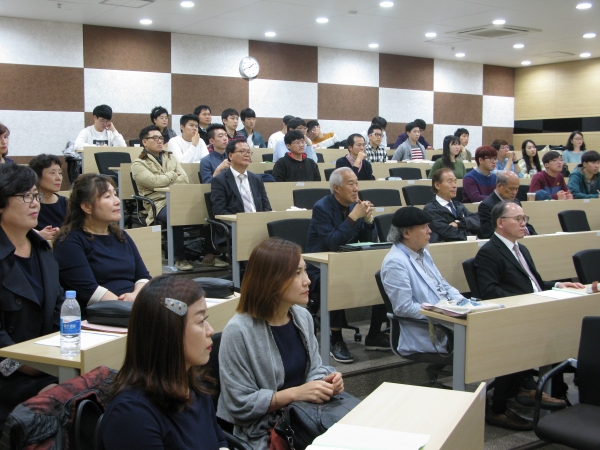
[
  {"xmin": 180, "ymin": 1, "xmax": 194, "ymax": 7},
  {"xmin": 265, "ymin": 31, "xmax": 276, "ymax": 37},
  {"xmin": 493, "ymin": 19, "xmax": 506, "ymax": 25},
  {"xmin": 513, "ymin": 43, "xmax": 525, "ymax": 49},
  {"xmin": 583, "ymin": 32, "xmax": 596, "ymax": 38},
  {"xmin": 380, "ymin": 1, "xmax": 394, "ymax": 6},
  {"xmin": 455, "ymin": 52, "xmax": 465, "ymax": 57},
  {"xmin": 521, "ymin": 60, "xmax": 531, "ymax": 65},
  {"xmin": 369, "ymin": 43, "xmax": 379, "ymax": 48},
  {"xmin": 425, "ymin": 32, "xmax": 437, "ymax": 38},
  {"xmin": 316, "ymin": 17, "xmax": 329, "ymax": 23},
  {"xmin": 140, "ymin": 19, "xmax": 152, "ymax": 25},
  {"xmin": 580, "ymin": 52, "xmax": 592, "ymax": 57},
  {"xmin": 576, "ymin": 3, "xmax": 592, "ymax": 9}
]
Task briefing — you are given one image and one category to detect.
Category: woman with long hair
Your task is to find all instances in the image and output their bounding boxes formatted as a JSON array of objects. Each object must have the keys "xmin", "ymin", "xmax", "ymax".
[
  {"xmin": 53, "ymin": 173, "xmax": 150, "ymax": 310},
  {"xmin": 428, "ymin": 135, "xmax": 466, "ymax": 179},
  {"xmin": 97, "ymin": 276, "xmax": 227, "ymax": 449},
  {"xmin": 218, "ymin": 238, "xmax": 344, "ymax": 450},
  {"xmin": 518, "ymin": 140, "xmax": 542, "ymax": 178},
  {"xmin": 562, "ymin": 131, "xmax": 587, "ymax": 163}
]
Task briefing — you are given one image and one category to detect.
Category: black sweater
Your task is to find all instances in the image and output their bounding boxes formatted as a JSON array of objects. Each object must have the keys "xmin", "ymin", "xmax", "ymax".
[{"xmin": 272, "ymin": 153, "xmax": 322, "ymax": 182}]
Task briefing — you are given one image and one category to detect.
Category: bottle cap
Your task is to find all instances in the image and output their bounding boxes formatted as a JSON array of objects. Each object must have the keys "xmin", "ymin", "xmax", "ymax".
[{"xmin": 65, "ymin": 291, "xmax": 76, "ymax": 298}]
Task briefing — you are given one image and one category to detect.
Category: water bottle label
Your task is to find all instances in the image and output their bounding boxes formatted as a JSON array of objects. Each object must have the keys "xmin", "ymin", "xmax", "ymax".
[{"xmin": 60, "ymin": 318, "xmax": 81, "ymax": 334}]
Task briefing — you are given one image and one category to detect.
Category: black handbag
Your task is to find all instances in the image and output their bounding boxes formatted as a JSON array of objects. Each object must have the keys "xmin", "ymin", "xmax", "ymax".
[
  {"xmin": 193, "ymin": 277, "xmax": 234, "ymax": 299},
  {"xmin": 86, "ymin": 301, "xmax": 133, "ymax": 328},
  {"xmin": 275, "ymin": 392, "xmax": 360, "ymax": 450}
]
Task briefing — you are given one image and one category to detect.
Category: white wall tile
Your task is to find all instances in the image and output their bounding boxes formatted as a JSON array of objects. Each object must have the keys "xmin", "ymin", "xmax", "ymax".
[
  {"xmin": 171, "ymin": 33, "xmax": 248, "ymax": 77},
  {"xmin": 316, "ymin": 120, "xmax": 372, "ymax": 143},
  {"xmin": 318, "ymin": 47, "xmax": 379, "ymax": 87},
  {"xmin": 249, "ymin": 79, "xmax": 318, "ymax": 120},
  {"xmin": 0, "ymin": 111, "xmax": 84, "ymax": 157},
  {"xmin": 433, "ymin": 124, "xmax": 482, "ymax": 151},
  {"xmin": 379, "ymin": 88, "xmax": 434, "ymax": 124},
  {"xmin": 482, "ymin": 95, "xmax": 515, "ymax": 127},
  {"xmin": 0, "ymin": 17, "xmax": 83, "ymax": 68},
  {"xmin": 433, "ymin": 59, "xmax": 483, "ymax": 95},
  {"xmin": 84, "ymin": 69, "xmax": 171, "ymax": 114}
]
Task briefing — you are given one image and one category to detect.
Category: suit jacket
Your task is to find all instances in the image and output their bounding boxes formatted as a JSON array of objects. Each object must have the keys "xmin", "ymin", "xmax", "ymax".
[
  {"xmin": 210, "ymin": 168, "xmax": 272, "ymax": 216},
  {"xmin": 423, "ymin": 198, "xmax": 480, "ymax": 243},
  {"xmin": 474, "ymin": 234, "xmax": 553, "ymax": 300},
  {"xmin": 477, "ymin": 192, "xmax": 536, "ymax": 239}
]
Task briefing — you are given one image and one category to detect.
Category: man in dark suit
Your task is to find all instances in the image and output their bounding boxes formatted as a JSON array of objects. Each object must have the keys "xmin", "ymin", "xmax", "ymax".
[
  {"xmin": 478, "ymin": 171, "xmax": 536, "ymax": 239},
  {"xmin": 474, "ymin": 201, "xmax": 581, "ymax": 431},
  {"xmin": 210, "ymin": 140, "xmax": 271, "ymax": 216},
  {"xmin": 306, "ymin": 167, "xmax": 389, "ymax": 363},
  {"xmin": 423, "ymin": 168, "xmax": 479, "ymax": 242}
]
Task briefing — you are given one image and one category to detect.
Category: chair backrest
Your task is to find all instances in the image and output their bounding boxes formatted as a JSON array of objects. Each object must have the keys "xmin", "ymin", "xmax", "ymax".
[
  {"xmin": 577, "ymin": 316, "xmax": 600, "ymax": 406},
  {"xmin": 558, "ymin": 210, "xmax": 591, "ymax": 232},
  {"xmin": 466, "ymin": 167, "xmax": 473, "ymax": 173},
  {"xmin": 316, "ymin": 153, "xmax": 324, "ymax": 163},
  {"xmin": 130, "ymin": 172, "xmax": 140, "ymax": 196},
  {"xmin": 358, "ymin": 189, "xmax": 402, "ymax": 207},
  {"xmin": 373, "ymin": 213, "xmax": 394, "ymax": 242},
  {"xmin": 75, "ymin": 399, "xmax": 102, "ymax": 450},
  {"xmin": 516, "ymin": 184, "xmax": 529, "ymax": 202},
  {"xmin": 388, "ymin": 167, "xmax": 422, "ymax": 180},
  {"xmin": 461, "ymin": 258, "xmax": 481, "ymax": 298},
  {"xmin": 267, "ymin": 218, "xmax": 312, "ymax": 252},
  {"xmin": 374, "ymin": 270, "xmax": 402, "ymax": 358},
  {"xmin": 128, "ymin": 139, "xmax": 141, "ymax": 147},
  {"xmin": 204, "ymin": 191, "xmax": 215, "ymax": 219},
  {"xmin": 264, "ymin": 169, "xmax": 273, "ymax": 176},
  {"xmin": 94, "ymin": 152, "xmax": 131, "ymax": 183},
  {"xmin": 572, "ymin": 249, "xmax": 600, "ymax": 284},
  {"xmin": 292, "ymin": 188, "xmax": 330, "ymax": 209},
  {"xmin": 401, "ymin": 185, "xmax": 434, "ymax": 206},
  {"xmin": 262, "ymin": 153, "xmax": 273, "ymax": 162},
  {"xmin": 431, "ymin": 154, "xmax": 443, "ymax": 161},
  {"xmin": 426, "ymin": 169, "xmax": 431, "ymax": 178},
  {"xmin": 456, "ymin": 186, "xmax": 463, "ymax": 202},
  {"xmin": 324, "ymin": 168, "xmax": 335, "ymax": 181}
]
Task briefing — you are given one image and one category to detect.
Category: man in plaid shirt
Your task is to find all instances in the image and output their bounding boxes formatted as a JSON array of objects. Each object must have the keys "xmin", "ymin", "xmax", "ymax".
[{"xmin": 364, "ymin": 124, "xmax": 387, "ymax": 163}]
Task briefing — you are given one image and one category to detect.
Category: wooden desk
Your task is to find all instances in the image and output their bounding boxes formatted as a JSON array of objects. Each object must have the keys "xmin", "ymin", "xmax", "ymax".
[
  {"xmin": 521, "ymin": 198, "xmax": 600, "ymax": 234},
  {"xmin": 80, "ymin": 146, "xmax": 141, "ymax": 174},
  {"xmin": 126, "ymin": 226, "xmax": 162, "ymax": 277},
  {"xmin": 421, "ymin": 291, "xmax": 600, "ymax": 391},
  {"xmin": 339, "ymin": 382, "xmax": 486, "ymax": 450}
]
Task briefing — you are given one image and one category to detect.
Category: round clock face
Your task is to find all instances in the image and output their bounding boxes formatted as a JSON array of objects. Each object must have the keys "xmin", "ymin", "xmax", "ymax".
[{"xmin": 239, "ymin": 56, "xmax": 260, "ymax": 79}]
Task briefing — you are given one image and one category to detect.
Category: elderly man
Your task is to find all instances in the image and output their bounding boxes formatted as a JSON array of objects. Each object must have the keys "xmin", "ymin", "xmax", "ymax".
[
  {"xmin": 423, "ymin": 168, "xmax": 480, "ymax": 242},
  {"xmin": 478, "ymin": 171, "xmax": 536, "ymax": 239},
  {"xmin": 380, "ymin": 207, "xmax": 463, "ymax": 356},
  {"xmin": 306, "ymin": 167, "xmax": 389, "ymax": 363},
  {"xmin": 474, "ymin": 201, "xmax": 581, "ymax": 430}
]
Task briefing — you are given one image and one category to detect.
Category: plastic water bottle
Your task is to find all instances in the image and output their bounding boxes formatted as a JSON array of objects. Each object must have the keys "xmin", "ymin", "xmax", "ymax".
[{"xmin": 60, "ymin": 291, "xmax": 81, "ymax": 357}]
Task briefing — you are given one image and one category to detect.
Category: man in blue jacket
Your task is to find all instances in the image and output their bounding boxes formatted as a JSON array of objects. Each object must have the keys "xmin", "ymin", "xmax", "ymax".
[{"xmin": 567, "ymin": 150, "xmax": 600, "ymax": 198}]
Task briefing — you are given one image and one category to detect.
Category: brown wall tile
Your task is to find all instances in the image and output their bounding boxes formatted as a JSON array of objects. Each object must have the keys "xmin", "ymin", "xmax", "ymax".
[
  {"xmin": 0, "ymin": 64, "xmax": 83, "ymax": 111},
  {"xmin": 434, "ymin": 92, "xmax": 482, "ymax": 126},
  {"xmin": 483, "ymin": 126, "xmax": 514, "ymax": 147},
  {"xmin": 255, "ymin": 117, "xmax": 284, "ymax": 144},
  {"xmin": 379, "ymin": 54, "xmax": 434, "ymax": 91},
  {"xmin": 318, "ymin": 84, "xmax": 378, "ymax": 121},
  {"xmin": 483, "ymin": 65, "xmax": 515, "ymax": 97},
  {"xmin": 249, "ymin": 41, "xmax": 318, "ymax": 83},
  {"xmin": 84, "ymin": 112, "xmax": 153, "ymax": 144},
  {"xmin": 171, "ymin": 74, "xmax": 249, "ymax": 117},
  {"xmin": 386, "ymin": 123, "xmax": 434, "ymax": 148},
  {"xmin": 83, "ymin": 25, "xmax": 171, "ymax": 73},
  {"xmin": 11, "ymin": 156, "xmax": 70, "ymax": 189}
]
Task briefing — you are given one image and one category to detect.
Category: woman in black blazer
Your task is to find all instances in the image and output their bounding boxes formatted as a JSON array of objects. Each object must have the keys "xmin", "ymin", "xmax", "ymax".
[{"xmin": 0, "ymin": 164, "xmax": 63, "ymax": 430}]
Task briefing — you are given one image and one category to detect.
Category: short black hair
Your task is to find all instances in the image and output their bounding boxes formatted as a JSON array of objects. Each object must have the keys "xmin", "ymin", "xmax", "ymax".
[
  {"xmin": 284, "ymin": 130, "xmax": 304, "ymax": 145},
  {"xmin": 0, "ymin": 164, "xmax": 38, "ymax": 210},
  {"xmin": 28, "ymin": 154, "xmax": 62, "ymax": 179},
  {"xmin": 367, "ymin": 124, "xmax": 382, "ymax": 136},
  {"xmin": 405, "ymin": 122, "xmax": 419, "ymax": 133},
  {"xmin": 287, "ymin": 118, "xmax": 306, "ymax": 131},
  {"xmin": 225, "ymin": 139, "xmax": 246, "ymax": 158},
  {"xmin": 240, "ymin": 108, "xmax": 256, "ymax": 121},
  {"xmin": 139, "ymin": 125, "xmax": 161, "ymax": 141},
  {"xmin": 180, "ymin": 114, "xmax": 199, "ymax": 128},
  {"xmin": 491, "ymin": 201, "xmax": 514, "ymax": 230},
  {"xmin": 454, "ymin": 128, "xmax": 469, "ymax": 137},
  {"xmin": 207, "ymin": 123, "xmax": 226, "ymax": 140},
  {"xmin": 193, "ymin": 105, "xmax": 211, "ymax": 115},
  {"xmin": 542, "ymin": 151, "xmax": 561, "ymax": 165},
  {"xmin": 93, "ymin": 104, "xmax": 112, "ymax": 120},
  {"xmin": 371, "ymin": 116, "xmax": 387, "ymax": 129},
  {"xmin": 347, "ymin": 133, "xmax": 364, "ymax": 148},
  {"xmin": 150, "ymin": 106, "xmax": 169, "ymax": 123},
  {"xmin": 582, "ymin": 150, "xmax": 600, "ymax": 164},
  {"xmin": 414, "ymin": 119, "xmax": 426, "ymax": 130},
  {"xmin": 306, "ymin": 120, "xmax": 319, "ymax": 131},
  {"xmin": 283, "ymin": 115, "xmax": 294, "ymax": 124},
  {"xmin": 221, "ymin": 108, "xmax": 239, "ymax": 120}
]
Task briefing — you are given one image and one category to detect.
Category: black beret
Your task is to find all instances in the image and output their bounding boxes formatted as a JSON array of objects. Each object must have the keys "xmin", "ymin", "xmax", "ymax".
[{"xmin": 391, "ymin": 207, "xmax": 432, "ymax": 228}]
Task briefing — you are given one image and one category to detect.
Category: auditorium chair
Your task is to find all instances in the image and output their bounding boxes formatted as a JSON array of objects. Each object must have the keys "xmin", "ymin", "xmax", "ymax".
[
  {"xmin": 461, "ymin": 258, "xmax": 482, "ymax": 299},
  {"xmin": 373, "ymin": 213, "xmax": 394, "ymax": 243},
  {"xmin": 358, "ymin": 189, "xmax": 402, "ymax": 207},
  {"xmin": 402, "ymin": 185, "xmax": 434, "ymax": 206},
  {"xmin": 572, "ymin": 249, "xmax": 600, "ymax": 284},
  {"xmin": 94, "ymin": 152, "xmax": 131, "ymax": 187},
  {"xmin": 262, "ymin": 153, "xmax": 273, "ymax": 162},
  {"xmin": 558, "ymin": 210, "xmax": 591, "ymax": 232},
  {"xmin": 292, "ymin": 188, "xmax": 330, "ymax": 209},
  {"xmin": 324, "ymin": 168, "xmax": 335, "ymax": 181},
  {"xmin": 388, "ymin": 167, "xmax": 422, "ymax": 180},
  {"xmin": 267, "ymin": 218, "xmax": 311, "ymax": 252}
]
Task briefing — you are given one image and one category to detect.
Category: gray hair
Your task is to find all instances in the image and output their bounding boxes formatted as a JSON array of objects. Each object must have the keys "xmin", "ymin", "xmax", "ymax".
[
  {"xmin": 496, "ymin": 170, "xmax": 518, "ymax": 186},
  {"xmin": 329, "ymin": 167, "xmax": 353, "ymax": 193},
  {"xmin": 387, "ymin": 224, "xmax": 408, "ymax": 243}
]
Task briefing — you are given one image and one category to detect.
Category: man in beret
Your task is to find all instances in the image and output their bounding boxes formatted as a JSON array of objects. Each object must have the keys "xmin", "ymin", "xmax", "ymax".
[{"xmin": 380, "ymin": 207, "xmax": 464, "ymax": 356}]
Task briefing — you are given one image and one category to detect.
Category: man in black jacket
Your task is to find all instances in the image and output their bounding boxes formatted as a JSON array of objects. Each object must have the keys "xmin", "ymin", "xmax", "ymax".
[
  {"xmin": 272, "ymin": 130, "xmax": 321, "ymax": 182},
  {"xmin": 423, "ymin": 168, "xmax": 479, "ymax": 242}
]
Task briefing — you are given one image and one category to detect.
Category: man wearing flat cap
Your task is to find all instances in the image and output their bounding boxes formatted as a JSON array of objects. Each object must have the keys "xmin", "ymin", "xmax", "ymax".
[{"xmin": 380, "ymin": 207, "xmax": 463, "ymax": 355}]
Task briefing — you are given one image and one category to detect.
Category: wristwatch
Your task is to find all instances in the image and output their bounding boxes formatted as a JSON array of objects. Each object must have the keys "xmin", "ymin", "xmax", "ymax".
[{"xmin": 0, "ymin": 358, "xmax": 22, "ymax": 377}]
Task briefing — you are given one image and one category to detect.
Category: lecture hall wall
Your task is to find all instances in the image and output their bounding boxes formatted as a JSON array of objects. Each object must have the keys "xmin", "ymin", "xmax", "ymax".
[{"xmin": 0, "ymin": 16, "xmax": 516, "ymax": 163}]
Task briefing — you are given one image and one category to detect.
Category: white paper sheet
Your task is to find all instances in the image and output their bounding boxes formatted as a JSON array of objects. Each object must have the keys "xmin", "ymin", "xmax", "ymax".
[
  {"xmin": 36, "ymin": 331, "xmax": 120, "ymax": 349},
  {"xmin": 532, "ymin": 290, "xmax": 580, "ymax": 300},
  {"xmin": 311, "ymin": 423, "xmax": 429, "ymax": 450}
]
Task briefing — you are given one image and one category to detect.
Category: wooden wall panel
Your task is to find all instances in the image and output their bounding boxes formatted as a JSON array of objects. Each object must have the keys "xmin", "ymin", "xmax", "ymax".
[{"xmin": 513, "ymin": 131, "xmax": 600, "ymax": 150}]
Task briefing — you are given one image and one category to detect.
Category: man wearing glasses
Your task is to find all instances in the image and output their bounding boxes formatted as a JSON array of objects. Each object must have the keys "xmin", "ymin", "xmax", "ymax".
[
  {"xmin": 462, "ymin": 146, "xmax": 498, "ymax": 203},
  {"xmin": 364, "ymin": 124, "xmax": 387, "ymax": 163},
  {"xmin": 474, "ymin": 201, "xmax": 582, "ymax": 431},
  {"xmin": 272, "ymin": 130, "xmax": 321, "ymax": 182},
  {"xmin": 272, "ymin": 118, "xmax": 318, "ymax": 163},
  {"xmin": 306, "ymin": 120, "xmax": 341, "ymax": 149}
]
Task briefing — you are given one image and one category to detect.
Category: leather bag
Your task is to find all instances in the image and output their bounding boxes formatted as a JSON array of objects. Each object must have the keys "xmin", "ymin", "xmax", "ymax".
[{"xmin": 86, "ymin": 301, "xmax": 132, "ymax": 328}]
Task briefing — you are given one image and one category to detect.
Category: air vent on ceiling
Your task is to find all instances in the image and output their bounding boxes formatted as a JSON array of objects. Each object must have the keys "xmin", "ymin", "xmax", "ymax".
[
  {"xmin": 425, "ymin": 37, "xmax": 469, "ymax": 45},
  {"xmin": 537, "ymin": 51, "xmax": 576, "ymax": 58},
  {"xmin": 100, "ymin": 0, "xmax": 154, "ymax": 7},
  {"xmin": 447, "ymin": 24, "xmax": 541, "ymax": 40}
]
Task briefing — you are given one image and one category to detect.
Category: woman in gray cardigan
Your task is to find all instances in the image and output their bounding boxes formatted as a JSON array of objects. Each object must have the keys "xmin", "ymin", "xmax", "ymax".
[{"xmin": 217, "ymin": 238, "xmax": 343, "ymax": 450}]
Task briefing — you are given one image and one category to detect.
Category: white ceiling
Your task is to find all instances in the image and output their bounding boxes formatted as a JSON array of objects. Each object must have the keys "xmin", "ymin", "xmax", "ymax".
[{"xmin": 0, "ymin": 0, "xmax": 598, "ymax": 67}]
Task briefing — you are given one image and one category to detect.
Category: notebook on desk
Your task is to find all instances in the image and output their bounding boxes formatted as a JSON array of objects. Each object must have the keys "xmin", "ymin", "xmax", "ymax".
[{"xmin": 339, "ymin": 242, "xmax": 392, "ymax": 252}]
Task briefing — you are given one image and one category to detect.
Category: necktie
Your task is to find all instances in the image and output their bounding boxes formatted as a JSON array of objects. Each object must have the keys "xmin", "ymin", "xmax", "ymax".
[
  {"xmin": 447, "ymin": 202, "xmax": 458, "ymax": 217},
  {"xmin": 238, "ymin": 174, "xmax": 256, "ymax": 213},
  {"xmin": 513, "ymin": 243, "xmax": 542, "ymax": 292}
]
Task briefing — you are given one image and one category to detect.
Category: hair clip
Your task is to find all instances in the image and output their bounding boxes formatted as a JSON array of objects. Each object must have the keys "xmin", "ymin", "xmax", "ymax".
[{"xmin": 164, "ymin": 298, "xmax": 187, "ymax": 316}]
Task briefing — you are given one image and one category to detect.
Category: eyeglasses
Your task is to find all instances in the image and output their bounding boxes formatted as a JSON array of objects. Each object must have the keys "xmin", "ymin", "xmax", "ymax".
[
  {"xmin": 145, "ymin": 136, "xmax": 165, "ymax": 143},
  {"xmin": 14, "ymin": 193, "xmax": 44, "ymax": 203},
  {"xmin": 234, "ymin": 149, "xmax": 253, "ymax": 156},
  {"xmin": 370, "ymin": 133, "xmax": 383, "ymax": 137},
  {"xmin": 484, "ymin": 157, "xmax": 499, "ymax": 163},
  {"xmin": 501, "ymin": 215, "xmax": 529, "ymax": 224}
]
